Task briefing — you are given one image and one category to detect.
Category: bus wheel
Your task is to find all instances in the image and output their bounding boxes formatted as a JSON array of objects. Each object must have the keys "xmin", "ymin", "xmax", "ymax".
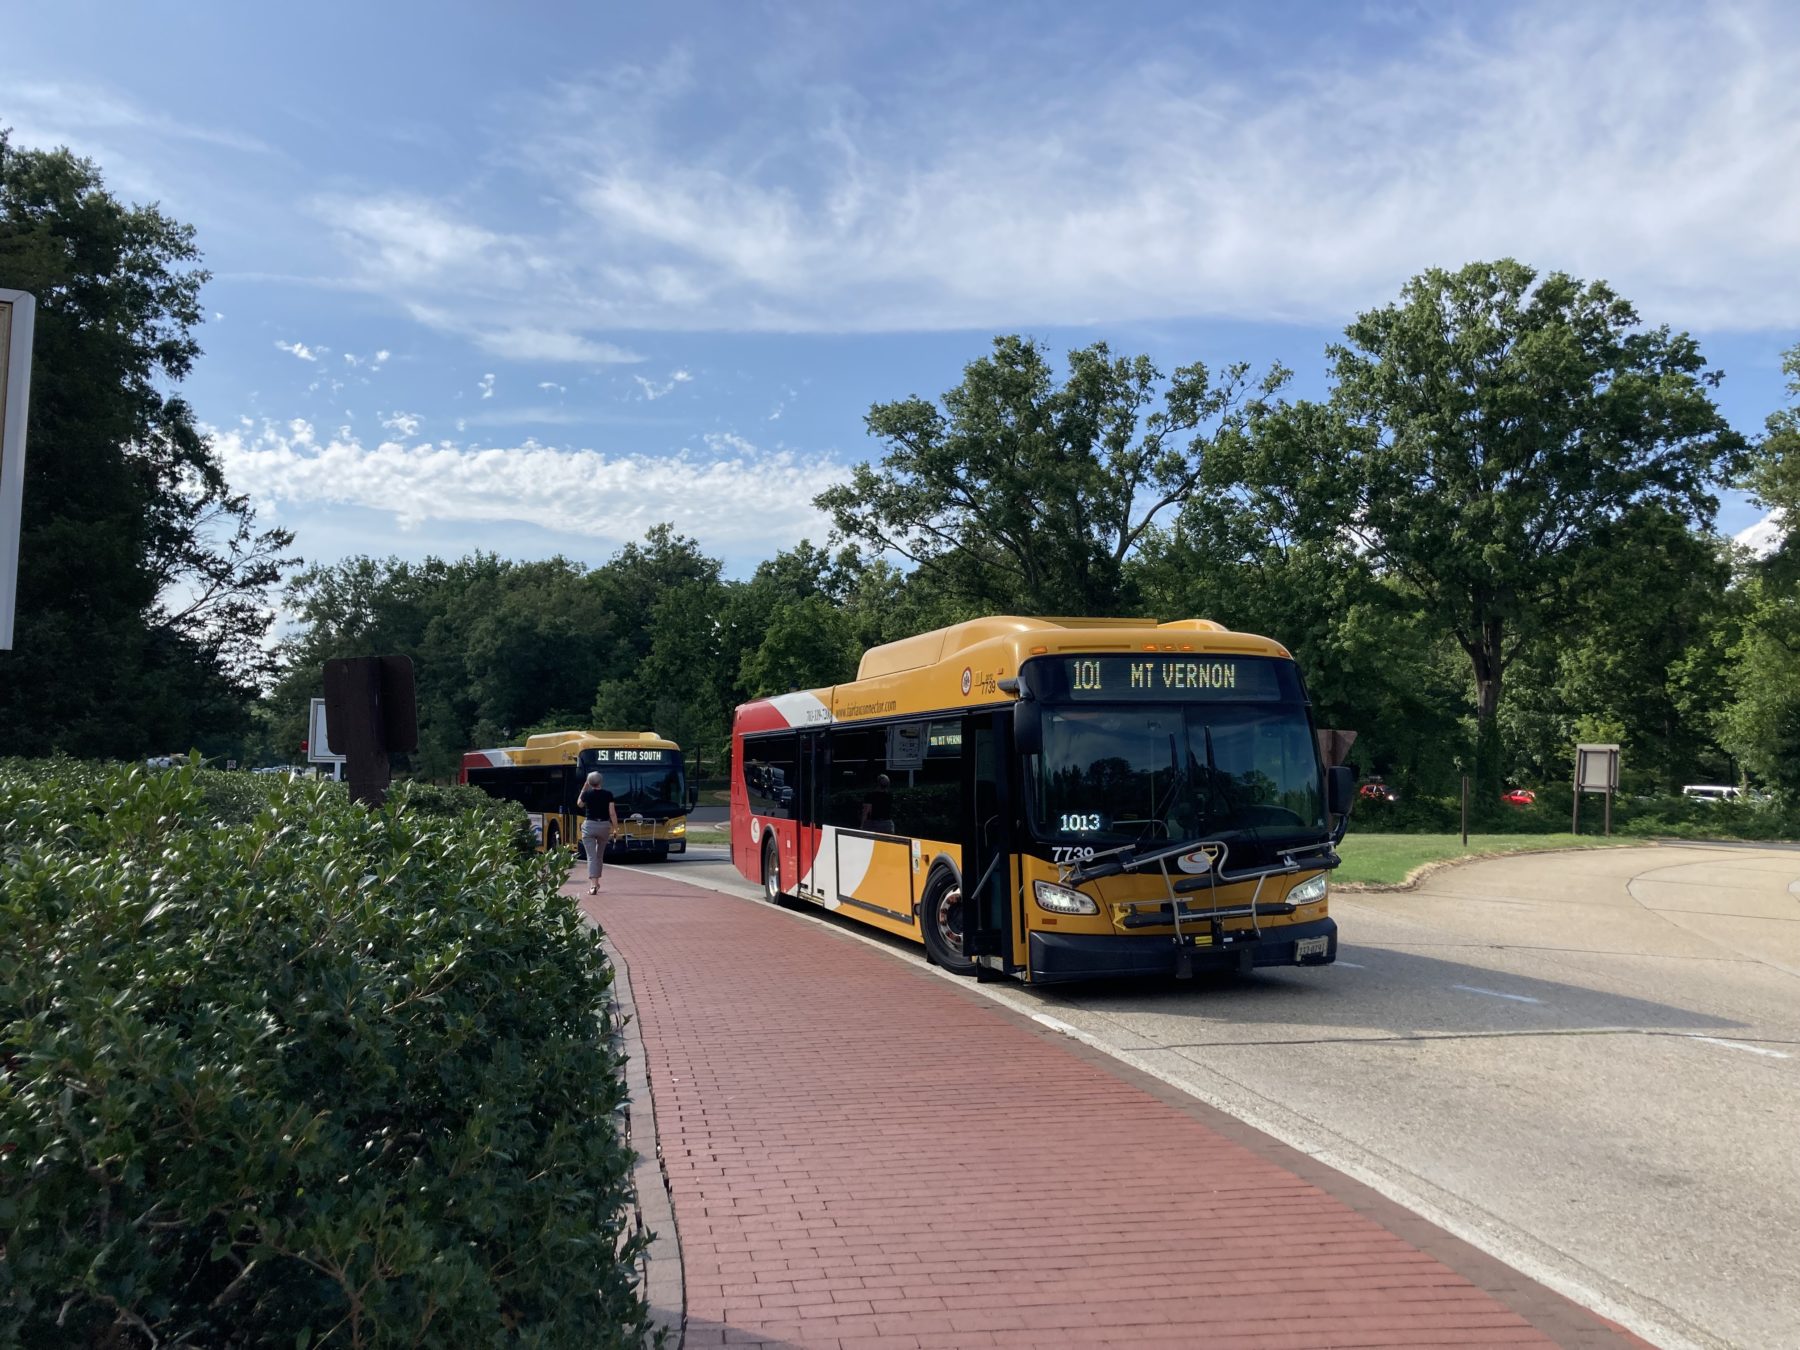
[
  {"xmin": 922, "ymin": 870, "xmax": 977, "ymax": 977},
  {"xmin": 762, "ymin": 837, "xmax": 784, "ymax": 904}
]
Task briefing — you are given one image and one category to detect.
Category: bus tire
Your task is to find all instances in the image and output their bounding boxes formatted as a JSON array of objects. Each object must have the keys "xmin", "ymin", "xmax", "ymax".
[
  {"xmin": 762, "ymin": 836, "xmax": 784, "ymax": 905},
  {"xmin": 921, "ymin": 869, "xmax": 977, "ymax": 977}
]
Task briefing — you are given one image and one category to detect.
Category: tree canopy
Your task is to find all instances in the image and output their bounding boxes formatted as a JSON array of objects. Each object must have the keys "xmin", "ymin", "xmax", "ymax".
[
  {"xmin": 817, "ymin": 336, "xmax": 1284, "ymax": 615},
  {"xmin": 0, "ymin": 132, "xmax": 293, "ymax": 757},
  {"xmin": 2, "ymin": 133, "xmax": 1790, "ymax": 812}
]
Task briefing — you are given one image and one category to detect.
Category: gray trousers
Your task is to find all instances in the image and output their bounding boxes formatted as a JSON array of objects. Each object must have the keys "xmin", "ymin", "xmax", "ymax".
[{"xmin": 583, "ymin": 820, "xmax": 612, "ymax": 879}]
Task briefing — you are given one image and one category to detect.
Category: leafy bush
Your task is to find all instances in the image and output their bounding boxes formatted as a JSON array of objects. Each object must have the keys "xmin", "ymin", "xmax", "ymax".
[
  {"xmin": 1614, "ymin": 793, "xmax": 1800, "ymax": 841},
  {"xmin": 389, "ymin": 777, "xmax": 540, "ymax": 855},
  {"xmin": 1342, "ymin": 791, "xmax": 1459, "ymax": 834},
  {"xmin": 1, "ymin": 758, "xmax": 648, "ymax": 1348},
  {"xmin": 1345, "ymin": 778, "xmax": 1799, "ymax": 841}
]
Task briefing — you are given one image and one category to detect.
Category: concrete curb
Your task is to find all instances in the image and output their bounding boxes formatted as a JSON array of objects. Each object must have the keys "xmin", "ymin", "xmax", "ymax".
[{"xmin": 596, "ymin": 926, "xmax": 685, "ymax": 1347}]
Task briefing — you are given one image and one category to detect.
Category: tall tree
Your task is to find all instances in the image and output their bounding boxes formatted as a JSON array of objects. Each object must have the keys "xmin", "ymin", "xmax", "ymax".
[
  {"xmin": 0, "ymin": 133, "xmax": 294, "ymax": 755},
  {"xmin": 1501, "ymin": 508, "xmax": 1735, "ymax": 791},
  {"xmin": 817, "ymin": 336, "xmax": 1282, "ymax": 615},
  {"xmin": 1253, "ymin": 261, "xmax": 1739, "ymax": 788},
  {"xmin": 1740, "ymin": 341, "xmax": 1799, "ymax": 570},
  {"xmin": 1713, "ymin": 340, "xmax": 1800, "ymax": 794},
  {"xmin": 1132, "ymin": 441, "xmax": 1469, "ymax": 795}
]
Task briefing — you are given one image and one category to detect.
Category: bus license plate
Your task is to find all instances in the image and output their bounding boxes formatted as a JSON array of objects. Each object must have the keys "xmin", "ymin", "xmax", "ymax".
[{"xmin": 1295, "ymin": 936, "xmax": 1329, "ymax": 959}]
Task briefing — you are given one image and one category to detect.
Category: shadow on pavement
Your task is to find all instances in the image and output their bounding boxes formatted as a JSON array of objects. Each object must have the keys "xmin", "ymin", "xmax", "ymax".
[
  {"xmin": 680, "ymin": 1318, "xmax": 805, "ymax": 1349},
  {"xmin": 1031, "ymin": 944, "xmax": 1745, "ymax": 1036},
  {"xmin": 603, "ymin": 859, "xmax": 1746, "ymax": 1037}
]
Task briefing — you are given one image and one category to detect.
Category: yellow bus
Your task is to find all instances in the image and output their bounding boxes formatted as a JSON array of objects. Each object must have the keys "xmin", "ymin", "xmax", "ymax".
[
  {"xmin": 729, "ymin": 616, "xmax": 1352, "ymax": 983},
  {"xmin": 461, "ymin": 730, "xmax": 696, "ymax": 860}
]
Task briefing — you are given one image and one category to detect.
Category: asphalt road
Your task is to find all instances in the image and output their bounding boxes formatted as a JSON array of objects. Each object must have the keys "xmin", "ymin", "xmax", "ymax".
[{"xmin": 635, "ymin": 842, "xmax": 1800, "ymax": 1350}]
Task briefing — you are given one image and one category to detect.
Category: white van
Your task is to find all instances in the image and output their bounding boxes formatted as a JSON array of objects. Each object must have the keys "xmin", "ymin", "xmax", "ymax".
[{"xmin": 1681, "ymin": 785, "xmax": 1740, "ymax": 804}]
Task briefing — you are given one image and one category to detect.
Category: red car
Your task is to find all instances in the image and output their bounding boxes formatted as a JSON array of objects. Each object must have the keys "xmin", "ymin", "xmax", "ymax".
[
  {"xmin": 1501, "ymin": 788, "xmax": 1536, "ymax": 806},
  {"xmin": 1359, "ymin": 778, "xmax": 1399, "ymax": 803}
]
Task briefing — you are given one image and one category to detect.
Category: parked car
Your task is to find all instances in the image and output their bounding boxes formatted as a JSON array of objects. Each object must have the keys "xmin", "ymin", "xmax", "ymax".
[
  {"xmin": 1501, "ymin": 788, "xmax": 1536, "ymax": 806},
  {"xmin": 1359, "ymin": 777, "xmax": 1399, "ymax": 803},
  {"xmin": 1682, "ymin": 785, "xmax": 1740, "ymax": 805}
]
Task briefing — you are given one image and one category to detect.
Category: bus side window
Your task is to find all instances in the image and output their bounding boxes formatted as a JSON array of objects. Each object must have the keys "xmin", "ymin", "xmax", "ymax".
[
  {"xmin": 745, "ymin": 733, "xmax": 799, "ymax": 820},
  {"xmin": 898, "ymin": 720, "xmax": 963, "ymax": 843},
  {"xmin": 827, "ymin": 725, "xmax": 886, "ymax": 830}
]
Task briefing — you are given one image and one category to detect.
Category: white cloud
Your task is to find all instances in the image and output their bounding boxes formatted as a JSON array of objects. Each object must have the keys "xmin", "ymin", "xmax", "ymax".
[
  {"xmin": 211, "ymin": 419, "xmax": 847, "ymax": 550},
  {"xmin": 275, "ymin": 339, "xmax": 320, "ymax": 362},
  {"xmin": 373, "ymin": 350, "xmax": 391, "ymax": 366},
  {"xmin": 477, "ymin": 373, "xmax": 496, "ymax": 400},
  {"xmin": 380, "ymin": 410, "xmax": 424, "ymax": 437},
  {"xmin": 632, "ymin": 369, "xmax": 695, "ymax": 400},
  {"xmin": 461, "ymin": 405, "xmax": 587, "ymax": 428},
  {"xmin": 1736, "ymin": 511, "xmax": 1787, "ymax": 557},
  {"xmin": 8, "ymin": 80, "xmax": 272, "ymax": 155},
  {"xmin": 537, "ymin": 381, "xmax": 568, "ymax": 393},
  {"xmin": 316, "ymin": 4, "xmax": 1800, "ymax": 334}
]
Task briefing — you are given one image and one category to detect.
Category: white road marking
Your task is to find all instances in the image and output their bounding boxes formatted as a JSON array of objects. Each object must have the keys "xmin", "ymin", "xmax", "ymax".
[
  {"xmin": 1687, "ymin": 1036, "xmax": 1792, "ymax": 1059},
  {"xmin": 1451, "ymin": 984, "xmax": 1543, "ymax": 1004},
  {"xmin": 1032, "ymin": 1013, "xmax": 1079, "ymax": 1036},
  {"xmin": 1336, "ymin": 960, "xmax": 1366, "ymax": 968}
]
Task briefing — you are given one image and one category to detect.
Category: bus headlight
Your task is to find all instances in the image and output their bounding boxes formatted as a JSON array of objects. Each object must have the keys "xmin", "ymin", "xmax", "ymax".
[
  {"xmin": 670, "ymin": 819, "xmax": 686, "ymax": 834},
  {"xmin": 1288, "ymin": 873, "xmax": 1329, "ymax": 905},
  {"xmin": 1033, "ymin": 880, "xmax": 1099, "ymax": 915}
]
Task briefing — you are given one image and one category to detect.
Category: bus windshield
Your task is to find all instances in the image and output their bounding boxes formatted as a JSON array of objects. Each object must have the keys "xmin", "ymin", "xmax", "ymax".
[
  {"xmin": 576, "ymin": 751, "xmax": 687, "ymax": 818},
  {"xmin": 1033, "ymin": 702, "xmax": 1325, "ymax": 854}
]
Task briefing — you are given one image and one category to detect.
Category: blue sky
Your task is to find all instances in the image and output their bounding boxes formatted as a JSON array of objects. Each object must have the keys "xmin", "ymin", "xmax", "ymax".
[{"xmin": 7, "ymin": 0, "xmax": 1799, "ymax": 579}]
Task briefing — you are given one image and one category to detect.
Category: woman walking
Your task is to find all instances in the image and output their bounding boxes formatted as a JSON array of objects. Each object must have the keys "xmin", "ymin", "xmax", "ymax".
[{"xmin": 578, "ymin": 771, "xmax": 620, "ymax": 895}]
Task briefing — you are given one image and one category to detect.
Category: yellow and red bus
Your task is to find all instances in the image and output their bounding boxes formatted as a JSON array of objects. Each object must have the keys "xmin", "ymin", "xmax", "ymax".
[
  {"xmin": 730, "ymin": 616, "xmax": 1352, "ymax": 983},
  {"xmin": 461, "ymin": 729, "xmax": 695, "ymax": 860}
]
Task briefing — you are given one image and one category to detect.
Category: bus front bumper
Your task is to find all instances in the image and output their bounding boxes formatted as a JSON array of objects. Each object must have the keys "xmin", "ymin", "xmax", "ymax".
[
  {"xmin": 1027, "ymin": 917, "xmax": 1337, "ymax": 984},
  {"xmin": 605, "ymin": 835, "xmax": 685, "ymax": 855}
]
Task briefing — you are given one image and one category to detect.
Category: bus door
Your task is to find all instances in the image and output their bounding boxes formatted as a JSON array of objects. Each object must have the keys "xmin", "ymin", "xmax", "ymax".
[
  {"xmin": 795, "ymin": 731, "xmax": 826, "ymax": 900},
  {"xmin": 961, "ymin": 711, "xmax": 1014, "ymax": 973}
]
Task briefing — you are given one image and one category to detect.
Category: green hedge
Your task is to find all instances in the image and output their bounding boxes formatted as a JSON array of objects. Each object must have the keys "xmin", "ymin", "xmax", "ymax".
[
  {"xmin": 1349, "ymin": 783, "xmax": 1800, "ymax": 841},
  {"xmin": 0, "ymin": 758, "xmax": 649, "ymax": 1348},
  {"xmin": 187, "ymin": 767, "xmax": 536, "ymax": 855}
]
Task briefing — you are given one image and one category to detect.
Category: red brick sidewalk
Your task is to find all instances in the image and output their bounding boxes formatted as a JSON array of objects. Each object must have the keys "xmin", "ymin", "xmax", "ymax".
[{"xmin": 576, "ymin": 867, "xmax": 1647, "ymax": 1350}]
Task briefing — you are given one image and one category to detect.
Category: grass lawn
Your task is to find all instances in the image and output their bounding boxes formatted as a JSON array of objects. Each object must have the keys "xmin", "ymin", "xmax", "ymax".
[
  {"xmin": 1335, "ymin": 832, "xmax": 1634, "ymax": 887},
  {"xmin": 683, "ymin": 827, "xmax": 731, "ymax": 846}
]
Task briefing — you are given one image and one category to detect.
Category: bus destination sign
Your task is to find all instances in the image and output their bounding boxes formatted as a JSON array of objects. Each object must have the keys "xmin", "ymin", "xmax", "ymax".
[
  {"xmin": 1043, "ymin": 654, "xmax": 1292, "ymax": 702},
  {"xmin": 589, "ymin": 748, "xmax": 675, "ymax": 764}
]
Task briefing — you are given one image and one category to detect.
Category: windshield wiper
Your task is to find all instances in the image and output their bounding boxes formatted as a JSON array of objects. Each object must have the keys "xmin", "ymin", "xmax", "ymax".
[{"xmin": 1141, "ymin": 732, "xmax": 1186, "ymax": 843}]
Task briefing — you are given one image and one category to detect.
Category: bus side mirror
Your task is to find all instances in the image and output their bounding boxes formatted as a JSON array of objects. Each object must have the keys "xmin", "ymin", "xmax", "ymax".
[
  {"xmin": 1328, "ymin": 765, "xmax": 1356, "ymax": 818},
  {"xmin": 1013, "ymin": 697, "xmax": 1041, "ymax": 756},
  {"xmin": 687, "ymin": 785, "xmax": 700, "ymax": 808}
]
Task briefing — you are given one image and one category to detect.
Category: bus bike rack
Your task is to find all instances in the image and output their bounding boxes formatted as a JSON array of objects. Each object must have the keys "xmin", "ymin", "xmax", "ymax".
[{"xmin": 1062, "ymin": 838, "xmax": 1342, "ymax": 980}]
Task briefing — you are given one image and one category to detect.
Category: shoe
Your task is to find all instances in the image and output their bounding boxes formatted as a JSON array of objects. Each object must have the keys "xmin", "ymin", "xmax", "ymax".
[{"xmin": 589, "ymin": 883, "xmax": 598, "ymax": 895}]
